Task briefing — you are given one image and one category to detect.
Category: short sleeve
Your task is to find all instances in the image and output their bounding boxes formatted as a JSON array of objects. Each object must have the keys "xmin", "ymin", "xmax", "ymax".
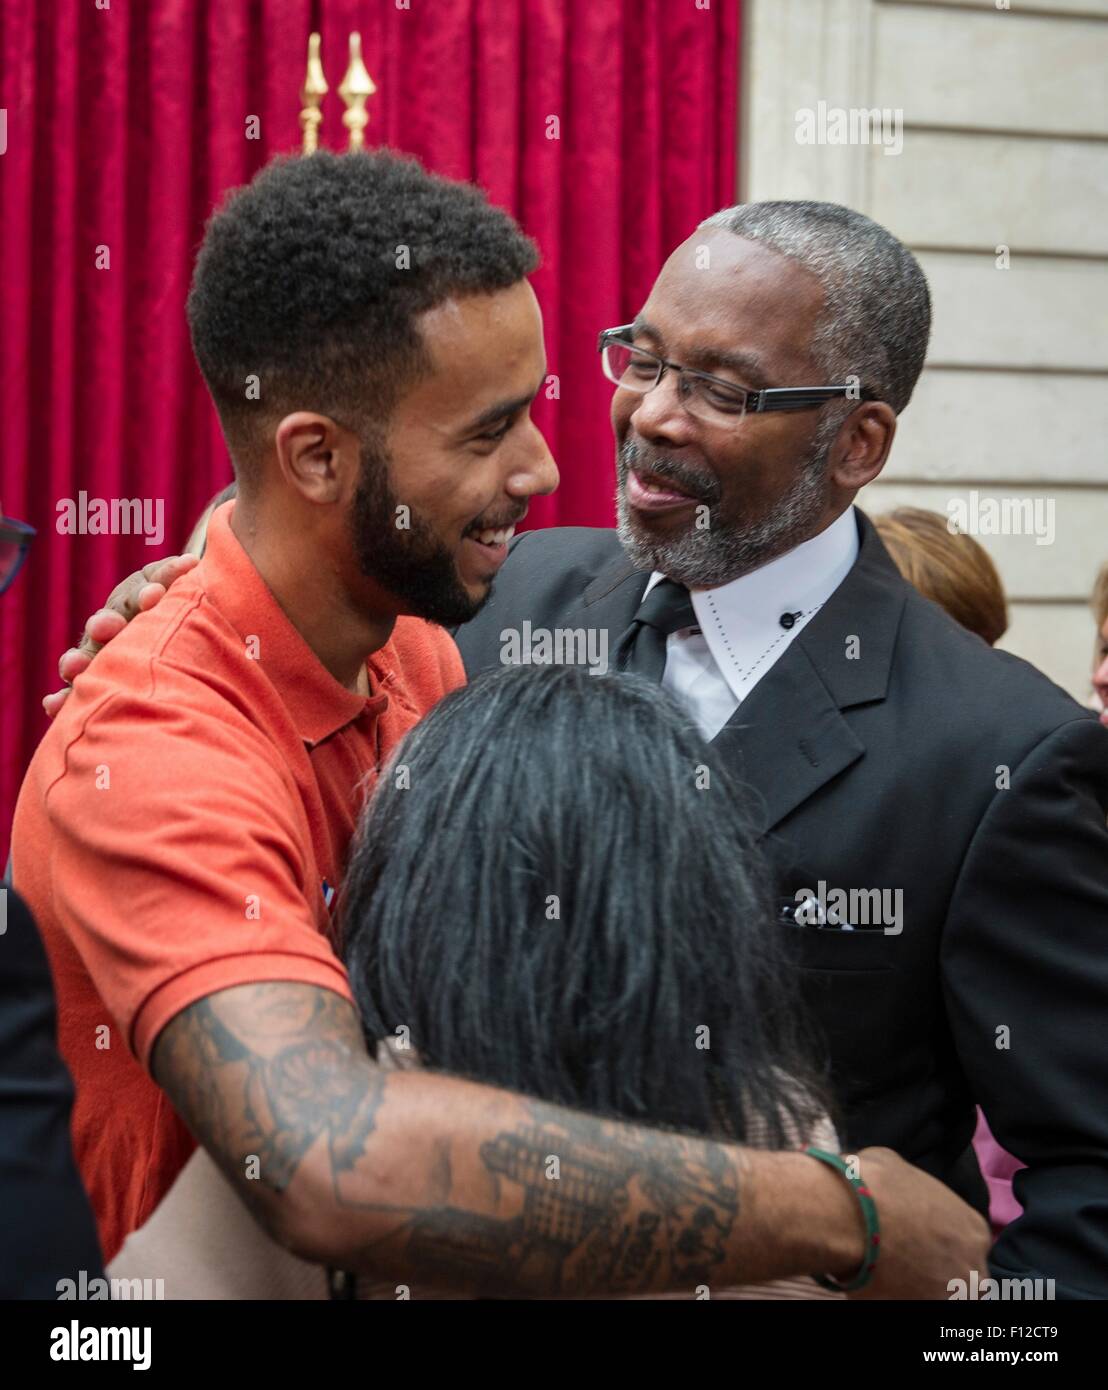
[{"xmin": 43, "ymin": 676, "xmax": 353, "ymax": 1070}]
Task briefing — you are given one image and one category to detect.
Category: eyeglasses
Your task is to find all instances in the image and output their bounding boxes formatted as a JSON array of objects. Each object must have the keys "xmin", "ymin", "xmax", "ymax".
[
  {"xmin": 0, "ymin": 515, "xmax": 36, "ymax": 596},
  {"xmin": 598, "ymin": 325, "xmax": 858, "ymax": 427}
]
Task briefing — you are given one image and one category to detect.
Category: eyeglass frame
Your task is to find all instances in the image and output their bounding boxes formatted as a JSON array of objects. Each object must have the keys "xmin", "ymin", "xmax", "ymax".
[
  {"xmin": 0, "ymin": 515, "xmax": 36, "ymax": 596},
  {"xmin": 597, "ymin": 324, "xmax": 863, "ymax": 418}
]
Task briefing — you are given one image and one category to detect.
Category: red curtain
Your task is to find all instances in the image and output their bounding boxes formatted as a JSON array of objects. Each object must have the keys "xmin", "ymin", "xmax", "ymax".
[{"xmin": 0, "ymin": 0, "xmax": 739, "ymax": 856}]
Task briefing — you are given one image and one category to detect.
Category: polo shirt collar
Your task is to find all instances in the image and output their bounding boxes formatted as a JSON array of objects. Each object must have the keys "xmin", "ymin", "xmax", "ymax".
[{"xmin": 199, "ymin": 502, "xmax": 386, "ymax": 747}]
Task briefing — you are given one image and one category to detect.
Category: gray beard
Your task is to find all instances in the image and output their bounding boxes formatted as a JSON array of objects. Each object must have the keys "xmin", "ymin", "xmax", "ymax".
[{"xmin": 614, "ymin": 424, "xmax": 836, "ymax": 588}]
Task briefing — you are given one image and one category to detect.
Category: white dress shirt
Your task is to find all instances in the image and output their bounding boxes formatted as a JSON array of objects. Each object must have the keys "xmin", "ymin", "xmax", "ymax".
[{"xmin": 644, "ymin": 506, "xmax": 860, "ymax": 741}]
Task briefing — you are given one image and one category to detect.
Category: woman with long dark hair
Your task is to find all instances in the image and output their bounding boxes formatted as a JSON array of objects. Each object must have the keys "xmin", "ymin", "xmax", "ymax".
[
  {"xmin": 345, "ymin": 664, "xmax": 827, "ymax": 1153},
  {"xmin": 111, "ymin": 665, "xmax": 840, "ymax": 1298}
]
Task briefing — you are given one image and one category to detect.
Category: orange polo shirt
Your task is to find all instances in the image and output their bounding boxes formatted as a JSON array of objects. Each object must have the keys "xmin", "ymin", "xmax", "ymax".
[{"xmin": 12, "ymin": 502, "xmax": 465, "ymax": 1260}]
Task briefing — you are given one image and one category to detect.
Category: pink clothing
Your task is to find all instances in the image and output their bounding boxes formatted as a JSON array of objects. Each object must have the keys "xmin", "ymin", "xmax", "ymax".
[{"xmin": 973, "ymin": 1108, "xmax": 1025, "ymax": 1232}]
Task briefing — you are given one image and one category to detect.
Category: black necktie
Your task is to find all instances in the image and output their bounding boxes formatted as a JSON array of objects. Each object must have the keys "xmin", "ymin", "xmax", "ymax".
[{"xmin": 615, "ymin": 578, "xmax": 696, "ymax": 682}]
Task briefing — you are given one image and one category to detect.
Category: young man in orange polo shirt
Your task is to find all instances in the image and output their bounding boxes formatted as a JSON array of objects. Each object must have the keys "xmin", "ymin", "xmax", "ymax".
[{"xmin": 13, "ymin": 151, "xmax": 984, "ymax": 1296}]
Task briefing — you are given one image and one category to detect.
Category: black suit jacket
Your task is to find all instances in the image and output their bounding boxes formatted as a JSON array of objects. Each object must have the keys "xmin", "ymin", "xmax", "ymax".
[
  {"xmin": 0, "ymin": 887, "xmax": 103, "ymax": 1297},
  {"xmin": 454, "ymin": 510, "xmax": 1108, "ymax": 1298}
]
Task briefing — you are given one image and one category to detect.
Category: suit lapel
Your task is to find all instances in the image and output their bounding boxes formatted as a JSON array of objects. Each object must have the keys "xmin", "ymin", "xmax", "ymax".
[
  {"xmin": 713, "ymin": 640, "xmax": 866, "ymax": 837},
  {"xmin": 581, "ymin": 550, "xmax": 650, "ymax": 639},
  {"xmin": 583, "ymin": 551, "xmax": 646, "ymax": 608},
  {"xmin": 710, "ymin": 511, "xmax": 907, "ymax": 838}
]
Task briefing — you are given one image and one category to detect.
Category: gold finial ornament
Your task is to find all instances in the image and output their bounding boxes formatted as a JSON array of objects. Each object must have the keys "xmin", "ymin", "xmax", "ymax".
[
  {"xmin": 299, "ymin": 33, "xmax": 328, "ymax": 155},
  {"xmin": 338, "ymin": 32, "xmax": 376, "ymax": 151}
]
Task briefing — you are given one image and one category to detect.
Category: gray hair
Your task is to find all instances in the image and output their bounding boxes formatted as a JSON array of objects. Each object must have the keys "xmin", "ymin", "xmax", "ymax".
[{"xmin": 699, "ymin": 201, "xmax": 931, "ymax": 414}]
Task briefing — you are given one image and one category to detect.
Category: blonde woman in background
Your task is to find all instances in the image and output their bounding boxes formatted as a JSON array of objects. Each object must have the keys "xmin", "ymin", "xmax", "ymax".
[{"xmin": 871, "ymin": 506, "xmax": 1008, "ymax": 647}]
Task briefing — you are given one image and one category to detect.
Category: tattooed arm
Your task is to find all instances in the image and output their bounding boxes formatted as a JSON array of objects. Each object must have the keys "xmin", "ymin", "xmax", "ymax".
[{"xmin": 152, "ymin": 982, "xmax": 988, "ymax": 1298}]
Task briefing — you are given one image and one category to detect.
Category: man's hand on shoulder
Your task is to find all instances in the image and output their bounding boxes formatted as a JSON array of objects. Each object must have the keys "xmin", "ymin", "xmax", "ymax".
[{"xmin": 44, "ymin": 554, "xmax": 198, "ymax": 717}]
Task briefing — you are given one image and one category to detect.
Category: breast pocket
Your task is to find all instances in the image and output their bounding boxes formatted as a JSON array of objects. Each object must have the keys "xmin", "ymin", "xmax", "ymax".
[{"xmin": 777, "ymin": 898, "xmax": 894, "ymax": 973}]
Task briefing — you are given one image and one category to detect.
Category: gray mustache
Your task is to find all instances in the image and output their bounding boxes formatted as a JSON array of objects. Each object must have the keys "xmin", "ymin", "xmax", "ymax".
[{"xmin": 619, "ymin": 440, "xmax": 720, "ymax": 505}]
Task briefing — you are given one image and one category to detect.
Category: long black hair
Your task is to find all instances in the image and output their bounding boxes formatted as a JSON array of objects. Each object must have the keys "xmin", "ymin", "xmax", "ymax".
[{"xmin": 342, "ymin": 664, "xmax": 825, "ymax": 1147}]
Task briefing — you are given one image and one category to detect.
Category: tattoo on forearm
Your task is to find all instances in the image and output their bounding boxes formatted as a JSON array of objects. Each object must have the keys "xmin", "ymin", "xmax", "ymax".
[
  {"xmin": 401, "ymin": 1110, "xmax": 739, "ymax": 1295},
  {"xmin": 154, "ymin": 984, "xmax": 740, "ymax": 1295},
  {"xmin": 154, "ymin": 985, "xmax": 386, "ymax": 1194}
]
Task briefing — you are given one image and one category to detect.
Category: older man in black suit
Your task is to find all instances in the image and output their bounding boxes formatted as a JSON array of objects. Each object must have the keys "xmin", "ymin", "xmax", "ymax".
[{"xmin": 453, "ymin": 202, "xmax": 1108, "ymax": 1300}]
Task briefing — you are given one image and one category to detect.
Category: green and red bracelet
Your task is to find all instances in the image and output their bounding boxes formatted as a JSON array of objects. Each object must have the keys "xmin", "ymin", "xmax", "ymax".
[{"xmin": 806, "ymin": 1146, "xmax": 881, "ymax": 1293}]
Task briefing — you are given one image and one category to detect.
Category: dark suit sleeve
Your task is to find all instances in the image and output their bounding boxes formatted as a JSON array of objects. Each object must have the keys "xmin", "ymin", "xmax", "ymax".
[
  {"xmin": 0, "ymin": 889, "xmax": 103, "ymax": 1297},
  {"xmin": 941, "ymin": 716, "xmax": 1108, "ymax": 1298}
]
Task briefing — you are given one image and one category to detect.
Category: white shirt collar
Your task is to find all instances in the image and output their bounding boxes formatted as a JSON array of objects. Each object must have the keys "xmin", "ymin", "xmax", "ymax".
[{"xmin": 644, "ymin": 506, "xmax": 860, "ymax": 705}]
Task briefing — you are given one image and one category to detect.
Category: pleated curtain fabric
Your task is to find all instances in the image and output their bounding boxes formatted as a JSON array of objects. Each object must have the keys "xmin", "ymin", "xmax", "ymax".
[{"xmin": 0, "ymin": 0, "xmax": 739, "ymax": 855}]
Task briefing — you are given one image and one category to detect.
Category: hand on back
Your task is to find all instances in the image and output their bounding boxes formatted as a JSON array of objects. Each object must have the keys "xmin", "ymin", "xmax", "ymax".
[
  {"xmin": 849, "ymin": 1146, "xmax": 992, "ymax": 1300},
  {"xmin": 44, "ymin": 554, "xmax": 199, "ymax": 717}
]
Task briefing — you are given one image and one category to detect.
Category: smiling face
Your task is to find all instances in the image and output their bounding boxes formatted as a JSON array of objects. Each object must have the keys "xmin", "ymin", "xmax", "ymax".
[
  {"xmin": 348, "ymin": 279, "xmax": 558, "ymax": 625},
  {"xmin": 612, "ymin": 230, "xmax": 859, "ymax": 588}
]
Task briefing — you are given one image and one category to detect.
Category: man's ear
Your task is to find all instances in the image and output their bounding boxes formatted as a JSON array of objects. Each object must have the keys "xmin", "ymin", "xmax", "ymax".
[
  {"xmin": 828, "ymin": 401, "xmax": 897, "ymax": 492},
  {"xmin": 273, "ymin": 413, "xmax": 359, "ymax": 504}
]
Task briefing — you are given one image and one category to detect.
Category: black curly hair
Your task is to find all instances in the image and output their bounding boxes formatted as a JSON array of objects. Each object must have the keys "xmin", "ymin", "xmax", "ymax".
[{"xmin": 186, "ymin": 149, "xmax": 539, "ymax": 484}]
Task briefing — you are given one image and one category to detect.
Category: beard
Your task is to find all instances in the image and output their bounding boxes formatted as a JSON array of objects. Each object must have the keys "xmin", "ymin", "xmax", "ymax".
[
  {"xmin": 614, "ymin": 418, "xmax": 837, "ymax": 589},
  {"xmin": 348, "ymin": 440, "xmax": 487, "ymax": 627}
]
